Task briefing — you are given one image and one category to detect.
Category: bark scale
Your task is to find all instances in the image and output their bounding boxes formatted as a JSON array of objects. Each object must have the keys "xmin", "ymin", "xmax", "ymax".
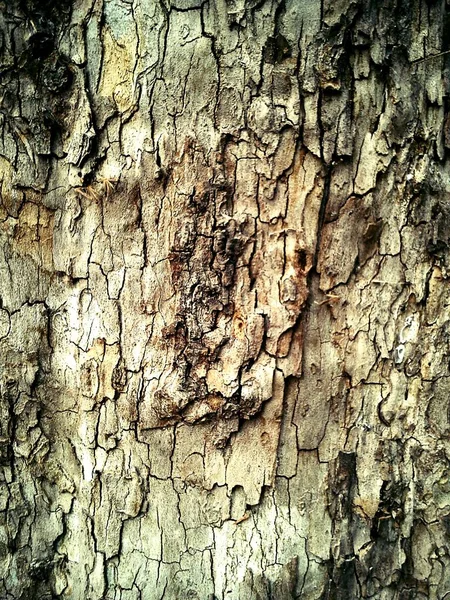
[{"xmin": 0, "ymin": 0, "xmax": 450, "ymax": 598}]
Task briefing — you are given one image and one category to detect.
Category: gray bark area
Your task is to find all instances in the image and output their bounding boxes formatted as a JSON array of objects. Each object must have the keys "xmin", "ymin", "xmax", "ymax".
[{"xmin": 1, "ymin": 0, "xmax": 450, "ymax": 598}]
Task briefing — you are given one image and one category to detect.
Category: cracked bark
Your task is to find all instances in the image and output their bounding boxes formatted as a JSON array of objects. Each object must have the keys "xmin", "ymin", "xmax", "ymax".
[{"xmin": 1, "ymin": 0, "xmax": 450, "ymax": 598}]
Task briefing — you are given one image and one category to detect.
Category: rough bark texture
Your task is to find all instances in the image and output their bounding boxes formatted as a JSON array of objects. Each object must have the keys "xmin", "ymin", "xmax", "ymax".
[{"xmin": 1, "ymin": 0, "xmax": 450, "ymax": 598}]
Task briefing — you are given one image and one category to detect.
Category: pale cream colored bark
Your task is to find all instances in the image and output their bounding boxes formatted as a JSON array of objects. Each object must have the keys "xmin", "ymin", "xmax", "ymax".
[{"xmin": 0, "ymin": 0, "xmax": 449, "ymax": 598}]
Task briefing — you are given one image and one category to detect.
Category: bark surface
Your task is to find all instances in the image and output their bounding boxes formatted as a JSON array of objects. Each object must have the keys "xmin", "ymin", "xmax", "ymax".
[{"xmin": 1, "ymin": 0, "xmax": 450, "ymax": 598}]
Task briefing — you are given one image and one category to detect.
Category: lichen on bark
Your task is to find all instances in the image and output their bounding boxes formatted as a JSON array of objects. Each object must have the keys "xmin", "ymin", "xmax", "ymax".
[{"xmin": 1, "ymin": 0, "xmax": 450, "ymax": 598}]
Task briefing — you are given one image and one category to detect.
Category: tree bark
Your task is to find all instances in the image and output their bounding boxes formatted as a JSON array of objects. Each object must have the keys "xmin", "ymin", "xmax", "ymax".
[{"xmin": 1, "ymin": 0, "xmax": 450, "ymax": 598}]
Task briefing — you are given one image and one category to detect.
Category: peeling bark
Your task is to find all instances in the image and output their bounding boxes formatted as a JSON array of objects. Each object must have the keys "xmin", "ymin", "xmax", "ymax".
[{"xmin": 1, "ymin": 0, "xmax": 450, "ymax": 598}]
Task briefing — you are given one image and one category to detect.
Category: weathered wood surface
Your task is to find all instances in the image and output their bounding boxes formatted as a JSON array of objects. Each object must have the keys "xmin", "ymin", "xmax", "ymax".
[{"xmin": 1, "ymin": 0, "xmax": 450, "ymax": 598}]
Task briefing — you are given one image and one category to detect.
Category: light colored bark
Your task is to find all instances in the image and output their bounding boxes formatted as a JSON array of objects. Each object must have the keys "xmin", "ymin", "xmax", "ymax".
[{"xmin": 0, "ymin": 0, "xmax": 450, "ymax": 598}]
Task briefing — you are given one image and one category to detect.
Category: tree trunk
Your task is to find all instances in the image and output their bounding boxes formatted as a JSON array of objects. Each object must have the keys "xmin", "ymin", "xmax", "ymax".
[{"xmin": 1, "ymin": 0, "xmax": 450, "ymax": 598}]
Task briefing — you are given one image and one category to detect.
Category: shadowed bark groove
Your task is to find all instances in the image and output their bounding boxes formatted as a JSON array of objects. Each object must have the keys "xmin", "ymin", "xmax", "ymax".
[{"xmin": 0, "ymin": 0, "xmax": 450, "ymax": 598}]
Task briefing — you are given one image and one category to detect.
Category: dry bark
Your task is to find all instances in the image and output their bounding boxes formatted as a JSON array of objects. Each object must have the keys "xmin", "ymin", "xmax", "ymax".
[{"xmin": 1, "ymin": 0, "xmax": 450, "ymax": 598}]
